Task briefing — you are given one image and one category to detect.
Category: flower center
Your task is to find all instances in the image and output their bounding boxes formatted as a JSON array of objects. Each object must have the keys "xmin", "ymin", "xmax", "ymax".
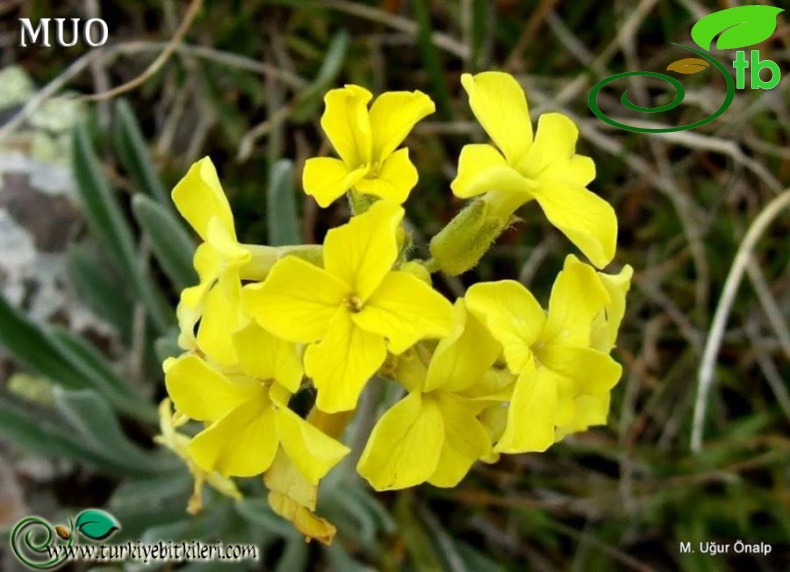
[
  {"xmin": 344, "ymin": 294, "xmax": 364, "ymax": 312},
  {"xmin": 366, "ymin": 162, "xmax": 382, "ymax": 178}
]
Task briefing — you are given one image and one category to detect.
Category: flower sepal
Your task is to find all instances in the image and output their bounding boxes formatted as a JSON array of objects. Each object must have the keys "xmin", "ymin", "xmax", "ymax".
[{"xmin": 429, "ymin": 199, "xmax": 515, "ymax": 275}]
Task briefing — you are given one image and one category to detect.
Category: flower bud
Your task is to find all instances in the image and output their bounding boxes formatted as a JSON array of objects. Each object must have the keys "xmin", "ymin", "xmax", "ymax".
[{"xmin": 429, "ymin": 199, "xmax": 512, "ymax": 275}]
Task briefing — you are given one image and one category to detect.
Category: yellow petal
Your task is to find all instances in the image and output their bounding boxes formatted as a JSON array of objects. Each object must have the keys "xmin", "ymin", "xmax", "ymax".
[
  {"xmin": 323, "ymin": 199, "xmax": 403, "ymax": 301},
  {"xmin": 304, "ymin": 310, "xmax": 387, "ymax": 413},
  {"xmin": 517, "ymin": 113, "xmax": 579, "ymax": 179},
  {"xmin": 542, "ymin": 256, "xmax": 610, "ymax": 347},
  {"xmin": 303, "ymin": 157, "xmax": 368, "ymax": 208},
  {"xmin": 478, "ymin": 402, "xmax": 508, "ymax": 459},
  {"xmin": 156, "ymin": 398, "xmax": 177, "ymax": 447},
  {"xmin": 460, "ymin": 367, "xmax": 517, "ymax": 405},
  {"xmin": 264, "ymin": 448, "xmax": 318, "ymax": 510},
  {"xmin": 428, "ymin": 393, "xmax": 491, "ymax": 488},
  {"xmin": 275, "ymin": 407, "xmax": 350, "ymax": 484},
  {"xmin": 556, "ymin": 393, "xmax": 610, "ymax": 441},
  {"xmin": 424, "ymin": 300, "xmax": 501, "ymax": 393},
  {"xmin": 353, "ymin": 271, "xmax": 454, "ymax": 355},
  {"xmin": 530, "ymin": 179, "xmax": 617, "ymax": 269},
  {"xmin": 368, "ymin": 90, "xmax": 435, "ymax": 161},
  {"xmin": 190, "ymin": 240, "xmax": 223, "ymax": 286},
  {"xmin": 540, "ymin": 154, "xmax": 596, "ymax": 188},
  {"xmin": 242, "ymin": 257, "xmax": 348, "ymax": 343},
  {"xmin": 536, "ymin": 345, "xmax": 622, "ymax": 395},
  {"xmin": 591, "ymin": 264, "xmax": 633, "ymax": 352},
  {"xmin": 392, "ymin": 348, "xmax": 429, "ymax": 393},
  {"xmin": 465, "ymin": 280, "xmax": 545, "ymax": 373},
  {"xmin": 572, "ymin": 393, "xmax": 611, "ymax": 429},
  {"xmin": 196, "ymin": 273, "xmax": 243, "ymax": 365},
  {"xmin": 263, "ymin": 449, "xmax": 340, "ymax": 543},
  {"xmin": 206, "ymin": 217, "xmax": 250, "ymax": 265},
  {"xmin": 495, "ymin": 366, "xmax": 558, "ymax": 454},
  {"xmin": 172, "ymin": 157, "xmax": 236, "ymax": 241},
  {"xmin": 357, "ymin": 392, "xmax": 444, "ymax": 490},
  {"xmin": 188, "ymin": 398, "xmax": 278, "ymax": 477},
  {"xmin": 267, "ymin": 491, "xmax": 336, "ymax": 545},
  {"xmin": 321, "ymin": 85, "xmax": 373, "ymax": 167},
  {"xmin": 353, "ymin": 148, "xmax": 418, "ymax": 204},
  {"xmin": 461, "ymin": 72, "xmax": 533, "ymax": 165},
  {"xmin": 232, "ymin": 320, "xmax": 303, "ymax": 393},
  {"xmin": 203, "ymin": 472, "xmax": 243, "ymax": 505},
  {"xmin": 165, "ymin": 354, "xmax": 262, "ymax": 422},
  {"xmin": 553, "ymin": 373, "xmax": 578, "ymax": 426},
  {"xmin": 451, "ymin": 143, "xmax": 511, "ymax": 199},
  {"xmin": 176, "ymin": 243, "xmax": 222, "ymax": 350}
]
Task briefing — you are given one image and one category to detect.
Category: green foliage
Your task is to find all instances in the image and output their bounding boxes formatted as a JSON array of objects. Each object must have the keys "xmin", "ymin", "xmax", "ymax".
[
  {"xmin": 266, "ymin": 159, "xmax": 302, "ymax": 246},
  {"xmin": 132, "ymin": 194, "xmax": 198, "ymax": 291},
  {"xmin": 72, "ymin": 121, "xmax": 172, "ymax": 333}
]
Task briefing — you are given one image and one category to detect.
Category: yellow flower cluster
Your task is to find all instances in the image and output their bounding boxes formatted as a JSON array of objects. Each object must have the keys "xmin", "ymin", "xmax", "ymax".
[{"xmin": 158, "ymin": 71, "xmax": 631, "ymax": 542}]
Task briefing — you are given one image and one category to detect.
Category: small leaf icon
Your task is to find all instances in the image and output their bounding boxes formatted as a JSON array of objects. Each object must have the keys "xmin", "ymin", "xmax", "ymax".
[
  {"xmin": 667, "ymin": 58, "xmax": 710, "ymax": 74},
  {"xmin": 54, "ymin": 525, "xmax": 71, "ymax": 540},
  {"xmin": 74, "ymin": 509, "xmax": 121, "ymax": 541},
  {"xmin": 691, "ymin": 6, "xmax": 784, "ymax": 51}
]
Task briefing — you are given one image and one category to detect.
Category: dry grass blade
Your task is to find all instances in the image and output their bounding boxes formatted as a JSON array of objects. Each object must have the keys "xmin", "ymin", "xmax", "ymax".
[
  {"xmin": 692, "ymin": 189, "xmax": 790, "ymax": 452},
  {"xmin": 81, "ymin": 0, "xmax": 203, "ymax": 101}
]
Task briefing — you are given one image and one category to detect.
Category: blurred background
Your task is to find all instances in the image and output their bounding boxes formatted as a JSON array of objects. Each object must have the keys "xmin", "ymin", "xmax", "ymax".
[{"xmin": 0, "ymin": 0, "xmax": 789, "ymax": 570}]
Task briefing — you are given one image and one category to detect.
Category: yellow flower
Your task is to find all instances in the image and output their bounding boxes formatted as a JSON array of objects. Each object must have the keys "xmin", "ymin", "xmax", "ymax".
[
  {"xmin": 153, "ymin": 398, "xmax": 242, "ymax": 515},
  {"xmin": 357, "ymin": 300, "xmax": 506, "ymax": 490},
  {"xmin": 173, "ymin": 157, "xmax": 320, "ymax": 363},
  {"xmin": 452, "ymin": 72, "xmax": 617, "ymax": 268},
  {"xmin": 172, "ymin": 158, "xmax": 250, "ymax": 359},
  {"xmin": 303, "ymin": 86, "xmax": 435, "ymax": 207},
  {"xmin": 243, "ymin": 200, "xmax": 454, "ymax": 413},
  {"xmin": 164, "ymin": 323, "xmax": 349, "ymax": 480},
  {"xmin": 556, "ymin": 261, "xmax": 633, "ymax": 439},
  {"xmin": 466, "ymin": 255, "xmax": 623, "ymax": 453}
]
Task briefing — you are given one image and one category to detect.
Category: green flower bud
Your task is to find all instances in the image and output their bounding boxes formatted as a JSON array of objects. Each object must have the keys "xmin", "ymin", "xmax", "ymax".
[{"xmin": 429, "ymin": 198, "xmax": 512, "ymax": 275}]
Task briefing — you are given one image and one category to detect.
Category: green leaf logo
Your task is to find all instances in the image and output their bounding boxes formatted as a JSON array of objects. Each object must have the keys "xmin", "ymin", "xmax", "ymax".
[
  {"xmin": 74, "ymin": 509, "xmax": 121, "ymax": 541},
  {"xmin": 691, "ymin": 6, "xmax": 784, "ymax": 51}
]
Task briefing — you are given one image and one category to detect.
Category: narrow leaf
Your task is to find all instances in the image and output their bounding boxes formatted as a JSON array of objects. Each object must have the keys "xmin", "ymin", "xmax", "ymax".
[
  {"xmin": 72, "ymin": 123, "xmax": 171, "ymax": 333},
  {"xmin": 291, "ymin": 31, "xmax": 350, "ymax": 122},
  {"xmin": 0, "ymin": 393, "xmax": 161, "ymax": 477},
  {"xmin": 48, "ymin": 326, "xmax": 138, "ymax": 401},
  {"xmin": 112, "ymin": 99, "xmax": 170, "ymax": 206},
  {"xmin": 274, "ymin": 538, "xmax": 309, "ymax": 572},
  {"xmin": 132, "ymin": 194, "xmax": 197, "ymax": 291},
  {"xmin": 67, "ymin": 242, "xmax": 134, "ymax": 341},
  {"xmin": 47, "ymin": 327, "xmax": 157, "ymax": 424},
  {"xmin": 236, "ymin": 499, "xmax": 296, "ymax": 537},
  {"xmin": 154, "ymin": 332, "xmax": 183, "ymax": 362},
  {"xmin": 73, "ymin": 122, "xmax": 139, "ymax": 290},
  {"xmin": 266, "ymin": 160, "xmax": 301, "ymax": 246},
  {"xmin": 0, "ymin": 293, "xmax": 155, "ymax": 423},
  {"xmin": 412, "ymin": 0, "xmax": 453, "ymax": 121},
  {"xmin": 53, "ymin": 388, "xmax": 166, "ymax": 475},
  {"xmin": 0, "ymin": 292, "xmax": 87, "ymax": 392},
  {"xmin": 0, "ymin": 394, "xmax": 112, "ymax": 467}
]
